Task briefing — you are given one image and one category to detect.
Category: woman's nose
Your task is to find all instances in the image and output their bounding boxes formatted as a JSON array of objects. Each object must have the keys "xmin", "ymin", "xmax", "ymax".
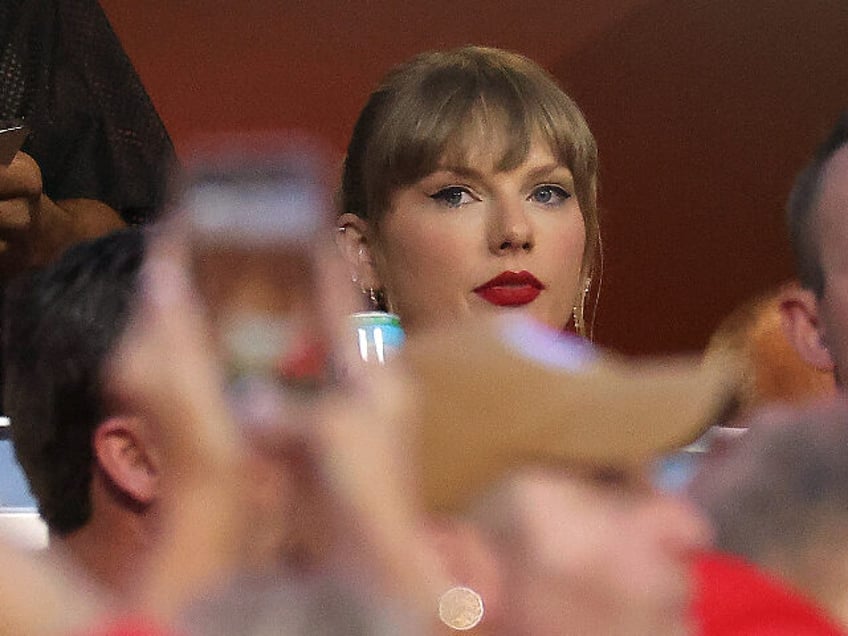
[{"xmin": 489, "ymin": 198, "xmax": 534, "ymax": 254}]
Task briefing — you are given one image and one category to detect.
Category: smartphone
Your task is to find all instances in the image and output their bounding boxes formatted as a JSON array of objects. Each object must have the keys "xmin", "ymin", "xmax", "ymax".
[
  {"xmin": 0, "ymin": 120, "xmax": 30, "ymax": 167},
  {"xmin": 179, "ymin": 136, "xmax": 337, "ymax": 427}
]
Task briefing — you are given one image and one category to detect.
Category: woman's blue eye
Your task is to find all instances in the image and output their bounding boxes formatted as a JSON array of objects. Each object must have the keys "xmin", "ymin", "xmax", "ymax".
[
  {"xmin": 531, "ymin": 185, "xmax": 571, "ymax": 205},
  {"xmin": 430, "ymin": 186, "xmax": 473, "ymax": 208}
]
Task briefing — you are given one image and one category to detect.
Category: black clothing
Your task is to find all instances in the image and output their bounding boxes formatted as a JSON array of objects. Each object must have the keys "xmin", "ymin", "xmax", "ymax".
[{"xmin": 0, "ymin": 0, "xmax": 176, "ymax": 224}]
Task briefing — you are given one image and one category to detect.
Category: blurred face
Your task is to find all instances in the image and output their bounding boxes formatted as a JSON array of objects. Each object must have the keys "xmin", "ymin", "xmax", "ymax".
[
  {"xmin": 477, "ymin": 467, "xmax": 711, "ymax": 636},
  {"xmin": 370, "ymin": 136, "xmax": 586, "ymax": 334},
  {"xmin": 813, "ymin": 146, "xmax": 848, "ymax": 384}
]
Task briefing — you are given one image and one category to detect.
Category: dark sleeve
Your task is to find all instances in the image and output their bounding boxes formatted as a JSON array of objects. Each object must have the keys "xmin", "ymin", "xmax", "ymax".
[{"xmin": 0, "ymin": 0, "xmax": 177, "ymax": 225}]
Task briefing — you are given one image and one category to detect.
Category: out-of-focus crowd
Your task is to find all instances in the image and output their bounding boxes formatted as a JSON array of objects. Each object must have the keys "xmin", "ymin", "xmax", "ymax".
[{"xmin": 2, "ymin": 2, "xmax": 848, "ymax": 635}]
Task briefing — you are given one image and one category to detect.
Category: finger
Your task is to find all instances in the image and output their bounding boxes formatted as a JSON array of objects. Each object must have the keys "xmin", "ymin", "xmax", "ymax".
[
  {"xmin": 0, "ymin": 151, "xmax": 42, "ymax": 199},
  {"xmin": 0, "ymin": 198, "xmax": 35, "ymax": 231},
  {"xmin": 109, "ymin": 255, "xmax": 241, "ymax": 478}
]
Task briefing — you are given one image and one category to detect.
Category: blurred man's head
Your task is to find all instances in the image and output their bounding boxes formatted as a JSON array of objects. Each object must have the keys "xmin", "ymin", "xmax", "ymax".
[
  {"xmin": 782, "ymin": 112, "xmax": 848, "ymax": 385},
  {"xmin": 454, "ymin": 465, "xmax": 709, "ymax": 636},
  {"xmin": 691, "ymin": 401, "xmax": 848, "ymax": 630}
]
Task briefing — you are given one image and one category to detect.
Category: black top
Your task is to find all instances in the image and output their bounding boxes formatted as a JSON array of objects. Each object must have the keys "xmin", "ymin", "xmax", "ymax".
[{"xmin": 0, "ymin": 0, "xmax": 176, "ymax": 224}]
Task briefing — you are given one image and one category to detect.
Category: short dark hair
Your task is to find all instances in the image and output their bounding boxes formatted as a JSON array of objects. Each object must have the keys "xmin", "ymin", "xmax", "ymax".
[
  {"xmin": 3, "ymin": 228, "xmax": 145, "ymax": 534},
  {"xmin": 787, "ymin": 111, "xmax": 848, "ymax": 297}
]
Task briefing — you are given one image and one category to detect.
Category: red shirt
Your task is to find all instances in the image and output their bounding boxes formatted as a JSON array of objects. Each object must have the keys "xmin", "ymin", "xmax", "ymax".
[
  {"xmin": 694, "ymin": 551, "xmax": 847, "ymax": 635},
  {"xmin": 83, "ymin": 616, "xmax": 176, "ymax": 636}
]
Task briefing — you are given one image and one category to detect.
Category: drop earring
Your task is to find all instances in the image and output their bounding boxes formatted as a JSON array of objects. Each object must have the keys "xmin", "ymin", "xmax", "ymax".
[{"xmin": 573, "ymin": 278, "xmax": 591, "ymax": 335}]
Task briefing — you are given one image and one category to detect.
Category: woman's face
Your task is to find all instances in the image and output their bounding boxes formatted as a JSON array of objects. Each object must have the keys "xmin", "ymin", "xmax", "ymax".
[{"xmin": 370, "ymin": 137, "xmax": 587, "ymax": 334}]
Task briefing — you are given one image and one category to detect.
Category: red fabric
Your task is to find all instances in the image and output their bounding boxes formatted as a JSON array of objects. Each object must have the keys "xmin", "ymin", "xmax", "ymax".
[
  {"xmin": 693, "ymin": 551, "xmax": 847, "ymax": 635},
  {"xmin": 83, "ymin": 616, "xmax": 176, "ymax": 636}
]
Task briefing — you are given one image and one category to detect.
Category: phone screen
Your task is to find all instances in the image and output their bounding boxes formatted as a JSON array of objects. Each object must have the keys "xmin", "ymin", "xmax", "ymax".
[{"xmin": 181, "ymin": 146, "xmax": 336, "ymax": 427}]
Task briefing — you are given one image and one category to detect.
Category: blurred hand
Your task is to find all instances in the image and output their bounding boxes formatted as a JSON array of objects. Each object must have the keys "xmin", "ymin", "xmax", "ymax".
[
  {"xmin": 105, "ymin": 231, "xmax": 248, "ymax": 620},
  {"xmin": 106, "ymin": 227, "xmax": 446, "ymax": 623}
]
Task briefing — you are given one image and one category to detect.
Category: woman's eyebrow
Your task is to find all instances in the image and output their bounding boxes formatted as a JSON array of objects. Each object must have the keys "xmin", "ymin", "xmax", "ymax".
[
  {"xmin": 427, "ymin": 163, "xmax": 574, "ymax": 183},
  {"xmin": 430, "ymin": 164, "xmax": 486, "ymax": 180},
  {"xmin": 524, "ymin": 163, "xmax": 574, "ymax": 182}
]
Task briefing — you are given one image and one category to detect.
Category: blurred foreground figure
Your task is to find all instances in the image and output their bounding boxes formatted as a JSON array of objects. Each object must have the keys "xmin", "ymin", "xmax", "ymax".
[
  {"xmin": 0, "ymin": 228, "xmax": 736, "ymax": 634},
  {"xmin": 691, "ymin": 403, "xmax": 848, "ymax": 634},
  {"xmin": 400, "ymin": 318, "xmax": 735, "ymax": 635},
  {"xmin": 114, "ymin": 235, "xmax": 733, "ymax": 635}
]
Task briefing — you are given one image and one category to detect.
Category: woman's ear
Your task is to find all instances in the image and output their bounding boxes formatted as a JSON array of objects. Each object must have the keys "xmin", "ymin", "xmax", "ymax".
[
  {"xmin": 780, "ymin": 285, "xmax": 835, "ymax": 372},
  {"xmin": 336, "ymin": 213, "xmax": 382, "ymax": 291},
  {"xmin": 92, "ymin": 415, "xmax": 159, "ymax": 505}
]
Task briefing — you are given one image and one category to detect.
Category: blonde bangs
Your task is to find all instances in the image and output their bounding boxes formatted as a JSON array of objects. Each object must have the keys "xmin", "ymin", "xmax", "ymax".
[
  {"xmin": 340, "ymin": 46, "xmax": 602, "ymax": 336},
  {"xmin": 363, "ymin": 48, "xmax": 597, "ymax": 226}
]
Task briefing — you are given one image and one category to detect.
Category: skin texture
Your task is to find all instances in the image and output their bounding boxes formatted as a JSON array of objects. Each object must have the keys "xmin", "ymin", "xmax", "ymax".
[{"xmin": 341, "ymin": 137, "xmax": 586, "ymax": 335}]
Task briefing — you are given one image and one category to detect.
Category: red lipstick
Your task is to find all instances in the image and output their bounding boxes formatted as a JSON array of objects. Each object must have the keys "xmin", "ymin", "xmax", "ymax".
[{"xmin": 474, "ymin": 271, "xmax": 544, "ymax": 306}]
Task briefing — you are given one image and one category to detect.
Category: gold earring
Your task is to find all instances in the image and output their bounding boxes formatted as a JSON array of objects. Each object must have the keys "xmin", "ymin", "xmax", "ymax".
[{"xmin": 573, "ymin": 278, "xmax": 591, "ymax": 335}]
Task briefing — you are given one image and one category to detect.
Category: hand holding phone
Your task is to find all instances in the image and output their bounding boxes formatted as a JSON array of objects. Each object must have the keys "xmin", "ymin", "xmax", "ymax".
[
  {"xmin": 177, "ymin": 134, "xmax": 343, "ymax": 430},
  {"xmin": 0, "ymin": 120, "xmax": 30, "ymax": 167}
]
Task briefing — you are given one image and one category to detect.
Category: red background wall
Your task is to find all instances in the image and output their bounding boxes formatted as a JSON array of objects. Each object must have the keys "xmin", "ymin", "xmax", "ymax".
[{"xmin": 99, "ymin": 0, "xmax": 848, "ymax": 354}]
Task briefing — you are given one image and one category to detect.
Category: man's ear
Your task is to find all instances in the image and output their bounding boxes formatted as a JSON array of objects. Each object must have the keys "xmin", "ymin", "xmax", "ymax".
[
  {"xmin": 780, "ymin": 285, "xmax": 835, "ymax": 372},
  {"xmin": 336, "ymin": 213, "xmax": 382, "ymax": 291},
  {"xmin": 93, "ymin": 415, "xmax": 159, "ymax": 505}
]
